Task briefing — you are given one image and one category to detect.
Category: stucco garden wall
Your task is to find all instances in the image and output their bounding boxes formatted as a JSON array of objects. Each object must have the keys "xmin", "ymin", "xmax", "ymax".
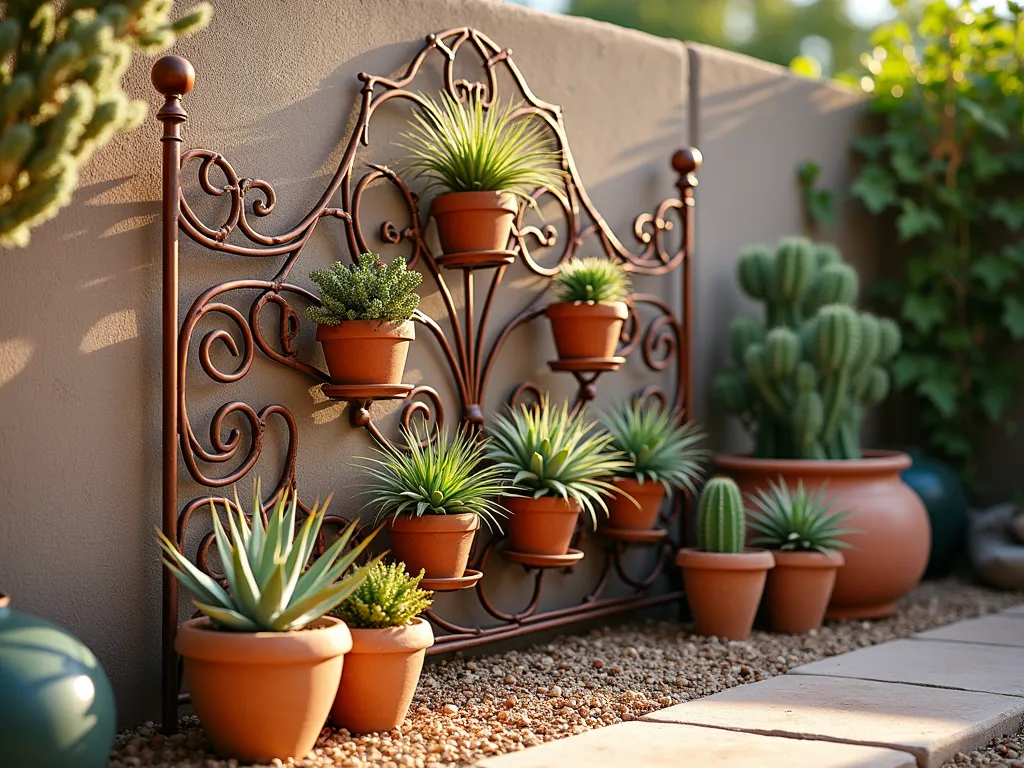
[{"xmin": 0, "ymin": 0, "xmax": 874, "ymax": 725}]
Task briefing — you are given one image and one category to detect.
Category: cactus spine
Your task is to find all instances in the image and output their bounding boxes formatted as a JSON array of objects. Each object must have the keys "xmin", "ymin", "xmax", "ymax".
[
  {"xmin": 714, "ymin": 237, "xmax": 901, "ymax": 460},
  {"xmin": 697, "ymin": 477, "xmax": 745, "ymax": 554}
]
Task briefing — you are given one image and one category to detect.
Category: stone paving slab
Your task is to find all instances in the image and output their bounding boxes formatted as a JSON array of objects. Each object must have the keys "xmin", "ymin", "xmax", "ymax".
[
  {"xmin": 643, "ymin": 674, "xmax": 1024, "ymax": 768},
  {"xmin": 476, "ymin": 721, "xmax": 916, "ymax": 768},
  {"xmin": 790, "ymin": 639, "xmax": 1024, "ymax": 697},
  {"xmin": 916, "ymin": 614, "xmax": 1024, "ymax": 648}
]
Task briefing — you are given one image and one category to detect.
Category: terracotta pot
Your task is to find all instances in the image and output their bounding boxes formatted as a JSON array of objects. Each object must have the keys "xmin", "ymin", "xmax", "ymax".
[
  {"xmin": 331, "ymin": 618, "xmax": 434, "ymax": 734},
  {"xmin": 505, "ymin": 496, "xmax": 581, "ymax": 555},
  {"xmin": 676, "ymin": 548, "xmax": 774, "ymax": 640},
  {"xmin": 175, "ymin": 616, "xmax": 352, "ymax": 762},
  {"xmin": 431, "ymin": 191, "xmax": 518, "ymax": 255},
  {"xmin": 606, "ymin": 478, "xmax": 665, "ymax": 530},
  {"xmin": 765, "ymin": 550, "xmax": 845, "ymax": 634},
  {"xmin": 715, "ymin": 450, "xmax": 930, "ymax": 619},
  {"xmin": 387, "ymin": 513, "xmax": 480, "ymax": 579},
  {"xmin": 315, "ymin": 320, "xmax": 415, "ymax": 385},
  {"xmin": 546, "ymin": 301, "xmax": 628, "ymax": 360}
]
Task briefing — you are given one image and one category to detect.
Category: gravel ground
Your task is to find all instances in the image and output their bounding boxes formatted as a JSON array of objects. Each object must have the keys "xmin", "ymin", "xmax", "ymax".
[
  {"xmin": 945, "ymin": 729, "xmax": 1024, "ymax": 767},
  {"xmin": 111, "ymin": 577, "xmax": 1023, "ymax": 768}
]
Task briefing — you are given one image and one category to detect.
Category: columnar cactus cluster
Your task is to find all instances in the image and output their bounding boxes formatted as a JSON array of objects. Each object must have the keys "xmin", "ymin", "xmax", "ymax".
[
  {"xmin": 714, "ymin": 237, "xmax": 901, "ymax": 460},
  {"xmin": 0, "ymin": 1, "xmax": 211, "ymax": 248},
  {"xmin": 697, "ymin": 477, "xmax": 745, "ymax": 553}
]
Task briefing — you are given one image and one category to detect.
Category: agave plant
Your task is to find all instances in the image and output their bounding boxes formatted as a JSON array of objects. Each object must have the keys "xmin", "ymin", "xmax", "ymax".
[
  {"xmin": 602, "ymin": 400, "xmax": 708, "ymax": 492},
  {"xmin": 332, "ymin": 561, "xmax": 434, "ymax": 629},
  {"xmin": 553, "ymin": 257, "xmax": 631, "ymax": 304},
  {"xmin": 157, "ymin": 480, "xmax": 381, "ymax": 632},
  {"xmin": 748, "ymin": 478, "xmax": 856, "ymax": 553},
  {"xmin": 399, "ymin": 91, "xmax": 563, "ymax": 204},
  {"xmin": 361, "ymin": 425, "xmax": 514, "ymax": 531},
  {"xmin": 487, "ymin": 396, "xmax": 631, "ymax": 526}
]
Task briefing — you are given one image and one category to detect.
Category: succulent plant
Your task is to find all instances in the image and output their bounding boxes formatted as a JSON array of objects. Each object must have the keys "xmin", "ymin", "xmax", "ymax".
[
  {"xmin": 361, "ymin": 425, "xmax": 515, "ymax": 531},
  {"xmin": 713, "ymin": 237, "xmax": 901, "ymax": 460},
  {"xmin": 553, "ymin": 257, "xmax": 632, "ymax": 304},
  {"xmin": 601, "ymin": 400, "xmax": 707, "ymax": 492},
  {"xmin": 487, "ymin": 395, "xmax": 631, "ymax": 527},
  {"xmin": 697, "ymin": 477, "xmax": 745, "ymax": 554},
  {"xmin": 332, "ymin": 561, "xmax": 434, "ymax": 629},
  {"xmin": 157, "ymin": 480, "xmax": 381, "ymax": 632},
  {"xmin": 306, "ymin": 253, "xmax": 422, "ymax": 326},
  {"xmin": 748, "ymin": 478, "xmax": 855, "ymax": 553}
]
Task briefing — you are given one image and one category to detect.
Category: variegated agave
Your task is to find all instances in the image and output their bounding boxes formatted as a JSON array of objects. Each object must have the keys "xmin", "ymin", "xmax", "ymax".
[
  {"xmin": 747, "ymin": 478, "xmax": 856, "ymax": 553},
  {"xmin": 157, "ymin": 480, "xmax": 381, "ymax": 632}
]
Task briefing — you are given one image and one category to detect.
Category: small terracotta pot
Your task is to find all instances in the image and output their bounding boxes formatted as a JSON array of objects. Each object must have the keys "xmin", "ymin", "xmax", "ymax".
[
  {"xmin": 505, "ymin": 496, "xmax": 581, "ymax": 555},
  {"xmin": 176, "ymin": 616, "xmax": 352, "ymax": 762},
  {"xmin": 765, "ymin": 550, "xmax": 845, "ymax": 634},
  {"xmin": 715, "ymin": 450, "xmax": 930, "ymax": 619},
  {"xmin": 330, "ymin": 617, "xmax": 434, "ymax": 734},
  {"xmin": 676, "ymin": 548, "xmax": 774, "ymax": 640},
  {"xmin": 316, "ymin": 320, "xmax": 415, "ymax": 385},
  {"xmin": 606, "ymin": 478, "xmax": 665, "ymax": 531},
  {"xmin": 387, "ymin": 513, "xmax": 480, "ymax": 579},
  {"xmin": 431, "ymin": 191, "xmax": 518, "ymax": 255},
  {"xmin": 546, "ymin": 301, "xmax": 628, "ymax": 359}
]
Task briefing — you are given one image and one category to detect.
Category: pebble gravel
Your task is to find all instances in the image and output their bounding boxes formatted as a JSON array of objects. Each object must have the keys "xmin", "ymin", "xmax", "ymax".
[
  {"xmin": 110, "ymin": 577, "xmax": 1023, "ymax": 768},
  {"xmin": 945, "ymin": 728, "xmax": 1024, "ymax": 767}
]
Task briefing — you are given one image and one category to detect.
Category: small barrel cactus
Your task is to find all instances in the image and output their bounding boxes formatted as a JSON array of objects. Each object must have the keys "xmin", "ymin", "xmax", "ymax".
[
  {"xmin": 714, "ymin": 237, "xmax": 901, "ymax": 460},
  {"xmin": 697, "ymin": 477, "xmax": 745, "ymax": 554}
]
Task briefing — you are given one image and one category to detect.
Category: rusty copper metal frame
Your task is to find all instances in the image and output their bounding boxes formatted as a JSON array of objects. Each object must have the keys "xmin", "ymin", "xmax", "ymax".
[{"xmin": 152, "ymin": 28, "xmax": 699, "ymax": 732}]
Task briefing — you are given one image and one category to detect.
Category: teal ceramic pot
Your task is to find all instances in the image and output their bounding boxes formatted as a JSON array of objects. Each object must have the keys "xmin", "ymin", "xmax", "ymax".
[
  {"xmin": 901, "ymin": 450, "xmax": 969, "ymax": 578},
  {"xmin": 0, "ymin": 594, "xmax": 116, "ymax": 767}
]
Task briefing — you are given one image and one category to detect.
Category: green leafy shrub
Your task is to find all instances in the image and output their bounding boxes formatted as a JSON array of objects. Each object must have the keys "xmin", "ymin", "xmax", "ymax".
[
  {"xmin": 0, "ymin": 1, "xmax": 211, "ymax": 247},
  {"xmin": 332, "ymin": 561, "xmax": 433, "ymax": 629},
  {"xmin": 713, "ymin": 236, "xmax": 901, "ymax": 460},
  {"xmin": 157, "ymin": 479, "xmax": 381, "ymax": 632},
  {"xmin": 553, "ymin": 257, "xmax": 631, "ymax": 303},
  {"xmin": 601, "ymin": 400, "xmax": 707, "ymax": 491},
  {"xmin": 748, "ymin": 478, "xmax": 854, "ymax": 553},
  {"xmin": 697, "ymin": 477, "xmax": 745, "ymax": 554},
  {"xmin": 849, "ymin": 1, "xmax": 1024, "ymax": 481},
  {"xmin": 306, "ymin": 253, "xmax": 421, "ymax": 326}
]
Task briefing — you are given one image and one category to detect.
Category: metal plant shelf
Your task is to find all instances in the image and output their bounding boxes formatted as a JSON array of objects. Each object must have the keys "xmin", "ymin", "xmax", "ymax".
[{"xmin": 152, "ymin": 27, "xmax": 699, "ymax": 733}]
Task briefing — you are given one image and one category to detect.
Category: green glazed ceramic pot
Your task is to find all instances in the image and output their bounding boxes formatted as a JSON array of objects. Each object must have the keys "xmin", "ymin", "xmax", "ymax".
[
  {"xmin": 901, "ymin": 449, "xmax": 969, "ymax": 578},
  {"xmin": 0, "ymin": 594, "xmax": 116, "ymax": 767}
]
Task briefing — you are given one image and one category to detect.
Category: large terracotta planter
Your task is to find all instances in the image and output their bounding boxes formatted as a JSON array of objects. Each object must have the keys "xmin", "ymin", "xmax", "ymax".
[
  {"xmin": 606, "ymin": 478, "xmax": 665, "ymax": 530},
  {"xmin": 676, "ymin": 549, "xmax": 774, "ymax": 640},
  {"xmin": 546, "ymin": 301, "xmax": 628, "ymax": 360},
  {"xmin": 175, "ymin": 616, "xmax": 352, "ymax": 762},
  {"xmin": 505, "ymin": 496, "xmax": 581, "ymax": 555},
  {"xmin": 431, "ymin": 191, "xmax": 518, "ymax": 255},
  {"xmin": 715, "ymin": 450, "xmax": 930, "ymax": 619},
  {"xmin": 765, "ymin": 550, "xmax": 845, "ymax": 634},
  {"xmin": 316, "ymin": 320, "xmax": 415, "ymax": 385},
  {"xmin": 387, "ymin": 513, "xmax": 480, "ymax": 579},
  {"xmin": 331, "ymin": 617, "xmax": 434, "ymax": 734}
]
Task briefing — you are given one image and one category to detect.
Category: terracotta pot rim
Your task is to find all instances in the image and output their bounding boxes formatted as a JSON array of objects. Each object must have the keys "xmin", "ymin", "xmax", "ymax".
[
  {"xmin": 431, "ymin": 190, "xmax": 519, "ymax": 215},
  {"xmin": 714, "ymin": 449, "xmax": 911, "ymax": 476},
  {"xmin": 545, "ymin": 301, "xmax": 629, "ymax": 320},
  {"xmin": 315, "ymin": 319, "xmax": 415, "ymax": 341},
  {"xmin": 347, "ymin": 617, "xmax": 435, "ymax": 654},
  {"xmin": 175, "ymin": 616, "xmax": 353, "ymax": 663},
  {"xmin": 770, "ymin": 549, "xmax": 845, "ymax": 568},
  {"xmin": 613, "ymin": 477, "xmax": 667, "ymax": 495},
  {"xmin": 503, "ymin": 495, "xmax": 583, "ymax": 515},
  {"xmin": 386, "ymin": 512, "xmax": 481, "ymax": 533},
  {"xmin": 676, "ymin": 547, "xmax": 775, "ymax": 571}
]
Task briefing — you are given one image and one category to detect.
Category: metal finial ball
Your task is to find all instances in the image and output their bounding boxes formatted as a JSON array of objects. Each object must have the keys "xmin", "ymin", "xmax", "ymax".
[
  {"xmin": 672, "ymin": 147, "xmax": 703, "ymax": 174},
  {"xmin": 151, "ymin": 56, "xmax": 195, "ymax": 96}
]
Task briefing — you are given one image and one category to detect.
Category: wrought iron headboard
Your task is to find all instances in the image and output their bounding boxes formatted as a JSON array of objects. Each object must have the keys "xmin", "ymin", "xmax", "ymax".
[{"xmin": 151, "ymin": 27, "xmax": 700, "ymax": 732}]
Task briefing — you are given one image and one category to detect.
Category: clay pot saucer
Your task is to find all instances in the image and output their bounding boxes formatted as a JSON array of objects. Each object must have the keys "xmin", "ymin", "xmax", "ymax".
[
  {"xmin": 419, "ymin": 569, "xmax": 483, "ymax": 592},
  {"xmin": 597, "ymin": 526, "xmax": 668, "ymax": 544},
  {"xmin": 321, "ymin": 383, "xmax": 414, "ymax": 401},
  {"xmin": 502, "ymin": 548, "xmax": 585, "ymax": 569},
  {"xmin": 548, "ymin": 356, "xmax": 626, "ymax": 373},
  {"xmin": 435, "ymin": 249, "xmax": 517, "ymax": 269}
]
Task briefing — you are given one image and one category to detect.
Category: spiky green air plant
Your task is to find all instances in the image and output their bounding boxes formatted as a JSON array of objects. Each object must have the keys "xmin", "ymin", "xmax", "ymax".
[
  {"xmin": 601, "ymin": 400, "xmax": 708, "ymax": 492},
  {"xmin": 713, "ymin": 236, "xmax": 901, "ymax": 460},
  {"xmin": 306, "ymin": 253, "xmax": 422, "ymax": 326},
  {"xmin": 486, "ymin": 395, "xmax": 632, "ymax": 527},
  {"xmin": 748, "ymin": 478, "xmax": 856, "ymax": 553},
  {"xmin": 0, "ymin": 1, "xmax": 212, "ymax": 247},
  {"xmin": 398, "ymin": 91, "xmax": 563, "ymax": 205},
  {"xmin": 553, "ymin": 256, "xmax": 632, "ymax": 303},
  {"xmin": 332, "ymin": 561, "xmax": 434, "ymax": 629},
  {"xmin": 157, "ymin": 480, "xmax": 382, "ymax": 632},
  {"xmin": 697, "ymin": 477, "xmax": 745, "ymax": 554},
  {"xmin": 362, "ymin": 425, "xmax": 515, "ymax": 531}
]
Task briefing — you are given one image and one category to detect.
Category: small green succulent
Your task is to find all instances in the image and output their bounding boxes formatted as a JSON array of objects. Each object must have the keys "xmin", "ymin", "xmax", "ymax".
[
  {"xmin": 553, "ymin": 257, "xmax": 631, "ymax": 303},
  {"xmin": 602, "ymin": 400, "xmax": 708, "ymax": 492},
  {"xmin": 157, "ymin": 479, "xmax": 381, "ymax": 632},
  {"xmin": 486, "ymin": 396, "xmax": 631, "ymax": 527},
  {"xmin": 332, "ymin": 561, "xmax": 434, "ymax": 629},
  {"xmin": 748, "ymin": 478, "xmax": 855, "ymax": 553},
  {"xmin": 305, "ymin": 253, "xmax": 422, "ymax": 326}
]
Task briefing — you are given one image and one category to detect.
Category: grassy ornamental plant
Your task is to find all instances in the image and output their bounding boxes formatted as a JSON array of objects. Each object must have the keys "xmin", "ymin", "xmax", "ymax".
[
  {"xmin": 306, "ymin": 253, "xmax": 421, "ymax": 326},
  {"xmin": 748, "ymin": 479, "xmax": 854, "ymax": 554},
  {"xmin": 697, "ymin": 477, "xmax": 746, "ymax": 554},
  {"xmin": 553, "ymin": 257, "xmax": 631, "ymax": 304},
  {"xmin": 602, "ymin": 400, "xmax": 707, "ymax": 492},
  {"xmin": 332, "ymin": 561, "xmax": 433, "ymax": 630}
]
